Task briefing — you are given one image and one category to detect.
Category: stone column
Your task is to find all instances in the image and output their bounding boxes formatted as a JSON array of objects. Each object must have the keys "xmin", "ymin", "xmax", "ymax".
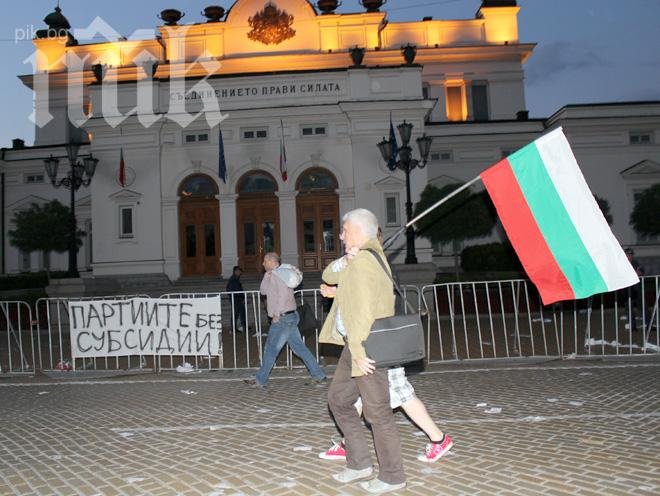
[
  {"xmin": 428, "ymin": 82, "xmax": 446, "ymax": 122},
  {"xmin": 162, "ymin": 196, "xmax": 180, "ymax": 280},
  {"xmin": 218, "ymin": 193, "xmax": 238, "ymax": 278},
  {"xmin": 337, "ymin": 188, "xmax": 356, "ymax": 219},
  {"xmin": 276, "ymin": 191, "xmax": 298, "ymax": 266}
]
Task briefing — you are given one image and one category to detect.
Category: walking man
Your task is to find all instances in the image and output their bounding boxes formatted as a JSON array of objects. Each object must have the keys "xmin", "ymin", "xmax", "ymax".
[
  {"xmin": 245, "ymin": 252, "xmax": 326, "ymax": 388},
  {"xmin": 319, "ymin": 209, "xmax": 406, "ymax": 494}
]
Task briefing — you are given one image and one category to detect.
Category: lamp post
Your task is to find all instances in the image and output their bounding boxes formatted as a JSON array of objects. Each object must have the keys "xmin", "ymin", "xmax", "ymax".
[
  {"xmin": 377, "ymin": 121, "xmax": 433, "ymax": 264},
  {"xmin": 43, "ymin": 143, "xmax": 98, "ymax": 277}
]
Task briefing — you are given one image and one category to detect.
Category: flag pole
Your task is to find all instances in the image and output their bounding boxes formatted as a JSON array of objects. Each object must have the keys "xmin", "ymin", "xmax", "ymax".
[{"xmin": 382, "ymin": 176, "xmax": 482, "ymax": 250}]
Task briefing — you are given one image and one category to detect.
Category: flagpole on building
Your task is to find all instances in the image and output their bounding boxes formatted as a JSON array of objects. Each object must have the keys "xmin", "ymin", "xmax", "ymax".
[{"xmin": 382, "ymin": 176, "xmax": 482, "ymax": 250}]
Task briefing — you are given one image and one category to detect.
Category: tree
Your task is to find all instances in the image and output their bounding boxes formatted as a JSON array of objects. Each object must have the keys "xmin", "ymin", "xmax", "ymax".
[
  {"xmin": 8, "ymin": 201, "xmax": 85, "ymax": 270},
  {"xmin": 630, "ymin": 183, "xmax": 660, "ymax": 236},
  {"xmin": 413, "ymin": 183, "xmax": 497, "ymax": 276},
  {"xmin": 594, "ymin": 194, "xmax": 613, "ymax": 226}
]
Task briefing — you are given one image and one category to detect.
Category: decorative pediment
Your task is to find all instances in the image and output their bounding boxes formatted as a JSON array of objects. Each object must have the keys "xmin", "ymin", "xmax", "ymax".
[
  {"xmin": 227, "ymin": 0, "xmax": 315, "ymax": 24},
  {"xmin": 7, "ymin": 195, "xmax": 50, "ymax": 211},
  {"xmin": 108, "ymin": 189, "xmax": 142, "ymax": 203},
  {"xmin": 247, "ymin": 2, "xmax": 296, "ymax": 45},
  {"xmin": 373, "ymin": 176, "xmax": 405, "ymax": 189},
  {"xmin": 76, "ymin": 194, "xmax": 91, "ymax": 209},
  {"xmin": 621, "ymin": 160, "xmax": 660, "ymax": 178},
  {"xmin": 429, "ymin": 174, "xmax": 465, "ymax": 189}
]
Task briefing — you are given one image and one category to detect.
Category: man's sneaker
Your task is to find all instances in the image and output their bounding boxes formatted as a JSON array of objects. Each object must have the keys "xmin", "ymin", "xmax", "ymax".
[
  {"xmin": 359, "ymin": 479, "xmax": 406, "ymax": 494},
  {"xmin": 319, "ymin": 438, "xmax": 346, "ymax": 460},
  {"xmin": 417, "ymin": 435, "xmax": 453, "ymax": 462},
  {"xmin": 243, "ymin": 379, "xmax": 266, "ymax": 389},
  {"xmin": 331, "ymin": 466, "xmax": 373, "ymax": 483}
]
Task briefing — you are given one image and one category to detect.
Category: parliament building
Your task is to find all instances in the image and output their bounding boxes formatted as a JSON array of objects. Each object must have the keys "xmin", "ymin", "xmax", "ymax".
[{"xmin": 1, "ymin": 0, "xmax": 658, "ymax": 280}]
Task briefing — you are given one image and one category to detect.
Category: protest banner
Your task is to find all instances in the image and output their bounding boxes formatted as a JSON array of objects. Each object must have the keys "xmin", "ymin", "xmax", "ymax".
[{"xmin": 68, "ymin": 297, "xmax": 223, "ymax": 358}]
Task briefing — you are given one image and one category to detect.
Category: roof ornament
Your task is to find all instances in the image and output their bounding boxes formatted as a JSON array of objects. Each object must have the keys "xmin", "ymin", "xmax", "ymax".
[
  {"xmin": 317, "ymin": 0, "xmax": 341, "ymax": 15},
  {"xmin": 202, "ymin": 5, "xmax": 226, "ymax": 22},
  {"xmin": 158, "ymin": 9, "xmax": 185, "ymax": 26},
  {"xmin": 360, "ymin": 0, "xmax": 386, "ymax": 13},
  {"xmin": 43, "ymin": 4, "xmax": 71, "ymax": 31},
  {"xmin": 481, "ymin": 0, "xmax": 517, "ymax": 6},
  {"xmin": 247, "ymin": 2, "xmax": 296, "ymax": 45},
  {"xmin": 37, "ymin": 3, "xmax": 77, "ymax": 45}
]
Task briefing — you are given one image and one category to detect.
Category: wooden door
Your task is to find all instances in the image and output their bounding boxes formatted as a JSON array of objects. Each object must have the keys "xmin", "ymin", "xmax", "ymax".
[
  {"xmin": 297, "ymin": 194, "xmax": 340, "ymax": 271},
  {"xmin": 179, "ymin": 200, "xmax": 221, "ymax": 277},
  {"xmin": 237, "ymin": 197, "xmax": 280, "ymax": 273}
]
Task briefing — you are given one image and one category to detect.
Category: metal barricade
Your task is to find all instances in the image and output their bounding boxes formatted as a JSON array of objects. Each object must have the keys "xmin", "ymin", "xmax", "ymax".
[
  {"xmin": 8, "ymin": 275, "xmax": 657, "ymax": 373},
  {"xmin": 422, "ymin": 279, "xmax": 555, "ymax": 362},
  {"xmin": 0, "ymin": 301, "xmax": 35, "ymax": 374},
  {"xmin": 582, "ymin": 275, "xmax": 659, "ymax": 356},
  {"xmin": 421, "ymin": 275, "xmax": 660, "ymax": 362},
  {"xmin": 401, "ymin": 285, "xmax": 422, "ymax": 314},
  {"xmin": 160, "ymin": 289, "xmax": 330, "ymax": 372},
  {"xmin": 34, "ymin": 295, "xmax": 149, "ymax": 372},
  {"xmin": 29, "ymin": 291, "xmax": 318, "ymax": 373},
  {"xmin": 159, "ymin": 291, "xmax": 262, "ymax": 371}
]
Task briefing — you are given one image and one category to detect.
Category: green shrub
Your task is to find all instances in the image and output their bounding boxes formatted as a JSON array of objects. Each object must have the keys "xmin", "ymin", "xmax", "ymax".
[
  {"xmin": 0, "ymin": 271, "xmax": 69, "ymax": 291},
  {"xmin": 0, "ymin": 288, "xmax": 47, "ymax": 307},
  {"xmin": 460, "ymin": 243, "xmax": 522, "ymax": 272}
]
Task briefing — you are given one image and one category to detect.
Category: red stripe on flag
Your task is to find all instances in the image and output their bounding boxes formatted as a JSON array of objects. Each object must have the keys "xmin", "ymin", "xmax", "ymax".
[{"xmin": 481, "ymin": 159, "xmax": 575, "ymax": 305}]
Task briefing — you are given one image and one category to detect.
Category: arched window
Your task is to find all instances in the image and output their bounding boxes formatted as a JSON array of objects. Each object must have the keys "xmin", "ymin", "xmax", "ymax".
[
  {"xmin": 237, "ymin": 171, "xmax": 278, "ymax": 194},
  {"xmin": 297, "ymin": 168, "xmax": 338, "ymax": 192},
  {"xmin": 178, "ymin": 174, "xmax": 219, "ymax": 199}
]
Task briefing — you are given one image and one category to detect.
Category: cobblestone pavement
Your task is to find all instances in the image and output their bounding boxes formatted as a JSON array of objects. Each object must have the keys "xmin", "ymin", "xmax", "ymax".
[{"xmin": 1, "ymin": 358, "xmax": 659, "ymax": 496}]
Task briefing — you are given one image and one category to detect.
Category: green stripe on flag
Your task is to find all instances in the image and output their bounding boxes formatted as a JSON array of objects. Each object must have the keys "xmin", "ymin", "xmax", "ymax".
[{"xmin": 508, "ymin": 144, "xmax": 608, "ymax": 298}]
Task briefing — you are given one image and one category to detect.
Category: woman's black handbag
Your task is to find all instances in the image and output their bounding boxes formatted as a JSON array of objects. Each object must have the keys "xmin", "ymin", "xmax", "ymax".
[
  {"xmin": 363, "ymin": 249, "xmax": 425, "ymax": 368},
  {"xmin": 297, "ymin": 301, "xmax": 320, "ymax": 337}
]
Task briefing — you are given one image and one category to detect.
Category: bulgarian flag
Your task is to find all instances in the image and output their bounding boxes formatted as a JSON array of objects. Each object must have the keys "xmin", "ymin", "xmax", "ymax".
[
  {"xmin": 279, "ymin": 119, "xmax": 288, "ymax": 182},
  {"xmin": 480, "ymin": 127, "xmax": 639, "ymax": 305},
  {"xmin": 118, "ymin": 147, "xmax": 126, "ymax": 188}
]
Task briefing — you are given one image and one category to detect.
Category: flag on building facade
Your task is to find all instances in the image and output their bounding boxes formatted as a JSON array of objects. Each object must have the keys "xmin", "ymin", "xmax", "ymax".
[
  {"xmin": 279, "ymin": 119, "xmax": 288, "ymax": 181},
  {"xmin": 118, "ymin": 147, "xmax": 126, "ymax": 187},
  {"xmin": 480, "ymin": 127, "xmax": 639, "ymax": 305},
  {"xmin": 388, "ymin": 113, "xmax": 399, "ymax": 171},
  {"xmin": 218, "ymin": 126, "xmax": 226, "ymax": 183}
]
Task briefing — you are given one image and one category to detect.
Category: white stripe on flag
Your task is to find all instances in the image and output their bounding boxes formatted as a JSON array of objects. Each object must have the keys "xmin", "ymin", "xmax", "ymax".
[{"xmin": 535, "ymin": 128, "xmax": 639, "ymax": 291}]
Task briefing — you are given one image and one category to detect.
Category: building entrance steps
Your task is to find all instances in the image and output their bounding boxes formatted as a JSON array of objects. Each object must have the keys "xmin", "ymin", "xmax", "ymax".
[{"xmin": 44, "ymin": 264, "xmax": 435, "ymax": 299}]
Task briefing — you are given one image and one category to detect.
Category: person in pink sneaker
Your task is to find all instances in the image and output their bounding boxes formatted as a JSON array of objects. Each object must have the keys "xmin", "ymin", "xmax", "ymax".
[
  {"xmin": 319, "ymin": 224, "xmax": 453, "ymax": 465},
  {"xmin": 319, "ymin": 210, "xmax": 406, "ymax": 493},
  {"xmin": 317, "ymin": 362, "xmax": 453, "ymax": 463}
]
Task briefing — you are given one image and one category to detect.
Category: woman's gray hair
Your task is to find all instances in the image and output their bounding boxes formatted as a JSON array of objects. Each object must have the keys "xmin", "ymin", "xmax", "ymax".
[{"xmin": 342, "ymin": 208, "xmax": 379, "ymax": 239}]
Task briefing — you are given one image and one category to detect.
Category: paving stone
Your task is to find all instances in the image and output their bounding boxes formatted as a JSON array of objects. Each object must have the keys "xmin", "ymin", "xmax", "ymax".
[{"xmin": 1, "ymin": 359, "xmax": 659, "ymax": 495}]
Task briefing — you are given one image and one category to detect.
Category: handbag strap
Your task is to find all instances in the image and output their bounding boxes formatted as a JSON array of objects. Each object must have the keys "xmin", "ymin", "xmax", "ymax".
[{"xmin": 364, "ymin": 248, "xmax": 416, "ymax": 315}]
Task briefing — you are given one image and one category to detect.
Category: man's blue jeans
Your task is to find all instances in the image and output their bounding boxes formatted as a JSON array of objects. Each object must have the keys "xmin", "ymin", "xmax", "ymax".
[{"xmin": 255, "ymin": 311, "xmax": 325, "ymax": 386}]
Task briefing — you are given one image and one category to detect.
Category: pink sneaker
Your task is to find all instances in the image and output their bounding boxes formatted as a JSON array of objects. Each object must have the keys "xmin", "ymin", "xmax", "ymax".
[
  {"xmin": 319, "ymin": 438, "xmax": 346, "ymax": 460},
  {"xmin": 417, "ymin": 435, "xmax": 453, "ymax": 462}
]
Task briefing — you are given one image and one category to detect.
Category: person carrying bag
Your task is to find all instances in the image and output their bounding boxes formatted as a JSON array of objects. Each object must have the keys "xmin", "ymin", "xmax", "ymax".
[{"xmin": 362, "ymin": 249, "xmax": 425, "ymax": 368}]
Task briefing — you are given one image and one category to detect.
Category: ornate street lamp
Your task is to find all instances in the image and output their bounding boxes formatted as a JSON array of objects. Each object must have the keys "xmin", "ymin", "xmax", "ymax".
[
  {"xmin": 44, "ymin": 144, "xmax": 98, "ymax": 277},
  {"xmin": 377, "ymin": 120, "xmax": 433, "ymax": 264}
]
